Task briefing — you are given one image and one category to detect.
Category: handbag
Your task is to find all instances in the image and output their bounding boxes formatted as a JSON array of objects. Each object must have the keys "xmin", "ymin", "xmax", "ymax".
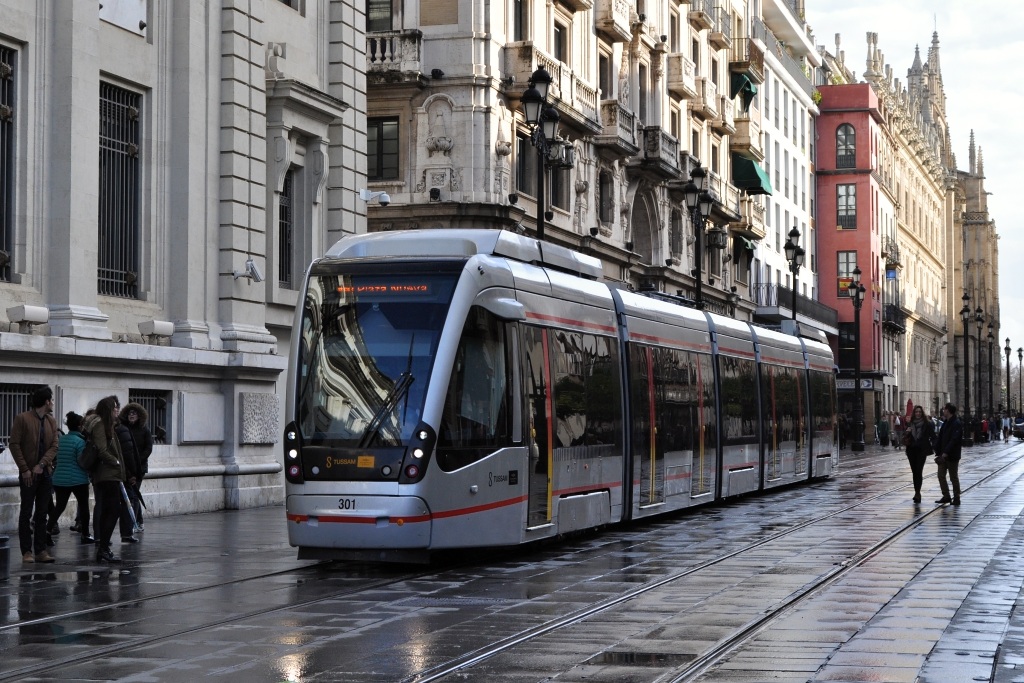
[
  {"xmin": 902, "ymin": 431, "xmax": 913, "ymax": 447},
  {"xmin": 77, "ymin": 437, "xmax": 99, "ymax": 471}
]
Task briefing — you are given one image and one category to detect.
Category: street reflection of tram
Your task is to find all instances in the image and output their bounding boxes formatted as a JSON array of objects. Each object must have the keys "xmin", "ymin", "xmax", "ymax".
[{"xmin": 283, "ymin": 230, "xmax": 838, "ymax": 562}]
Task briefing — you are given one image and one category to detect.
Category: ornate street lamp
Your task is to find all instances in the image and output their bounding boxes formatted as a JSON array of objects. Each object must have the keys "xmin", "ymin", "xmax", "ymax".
[
  {"xmin": 848, "ymin": 266, "xmax": 866, "ymax": 451},
  {"xmin": 1005, "ymin": 338, "xmax": 1012, "ymax": 415},
  {"xmin": 1018, "ymin": 347, "xmax": 1023, "ymax": 416},
  {"xmin": 975, "ymin": 307, "xmax": 984, "ymax": 426},
  {"xmin": 783, "ymin": 225, "xmax": 804, "ymax": 321},
  {"xmin": 520, "ymin": 67, "xmax": 572, "ymax": 243},
  {"xmin": 683, "ymin": 165, "xmax": 716, "ymax": 308},
  {"xmin": 987, "ymin": 323, "xmax": 994, "ymax": 416},
  {"xmin": 959, "ymin": 294, "xmax": 973, "ymax": 446}
]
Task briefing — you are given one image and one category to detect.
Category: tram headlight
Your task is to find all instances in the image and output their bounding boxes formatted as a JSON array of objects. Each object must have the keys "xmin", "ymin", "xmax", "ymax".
[
  {"xmin": 288, "ymin": 449, "xmax": 298, "ymax": 459},
  {"xmin": 405, "ymin": 464, "xmax": 420, "ymax": 479},
  {"xmin": 283, "ymin": 421, "xmax": 305, "ymax": 484},
  {"xmin": 412, "ymin": 448, "xmax": 424, "ymax": 459},
  {"xmin": 418, "ymin": 430, "xmax": 429, "ymax": 440},
  {"xmin": 288, "ymin": 464, "xmax": 301, "ymax": 478}
]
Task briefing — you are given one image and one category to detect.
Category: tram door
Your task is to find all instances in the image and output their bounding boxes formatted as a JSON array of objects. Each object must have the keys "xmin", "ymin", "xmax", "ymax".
[
  {"xmin": 632, "ymin": 346, "xmax": 665, "ymax": 506},
  {"xmin": 523, "ymin": 326, "xmax": 552, "ymax": 527}
]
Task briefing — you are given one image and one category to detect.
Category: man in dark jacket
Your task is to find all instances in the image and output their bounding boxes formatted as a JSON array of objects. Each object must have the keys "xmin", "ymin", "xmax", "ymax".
[
  {"xmin": 114, "ymin": 420, "xmax": 142, "ymax": 543},
  {"xmin": 121, "ymin": 402, "xmax": 153, "ymax": 529},
  {"xmin": 934, "ymin": 402, "xmax": 964, "ymax": 506},
  {"xmin": 9, "ymin": 386, "xmax": 59, "ymax": 563}
]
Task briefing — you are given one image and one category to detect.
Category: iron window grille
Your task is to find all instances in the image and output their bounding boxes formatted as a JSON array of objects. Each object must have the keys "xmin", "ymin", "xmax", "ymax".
[
  {"xmin": 128, "ymin": 388, "xmax": 171, "ymax": 444},
  {"xmin": 0, "ymin": 383, "xmax": 34, "ymax": 447},
  {"xmin": 836, "ymin": 124, "xmax": 856, "ymax": 168},
  {"xmin": 278, "ymin": 169, "xmax": 294, "ymax": 288},
  {"xmin": 98, "ymin": 82, "xmax": 141, "ymax": 298},
  {"xmin": 0, "ymin": 46, "xmax": 14, "ymax": 283},
  {"xmin": 367, "ymin": 117, "xmax": 399, "ymax": 180}
]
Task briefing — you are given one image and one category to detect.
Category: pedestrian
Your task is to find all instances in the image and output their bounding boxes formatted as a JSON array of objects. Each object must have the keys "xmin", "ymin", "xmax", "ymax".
[
  {"xmin": 115, "ymin": 412, "xmax": 142, "ymax": 544},
  {"xmin": 121, "ymin": 402, "xmax": 152, "ymax": 530},
  {"xmin": 1003, "ymin": 413, "xmax": 1011, "ymax": 442},
  {"xmin": 903, "ymin": 406, "xmax": 935, "ymax": 504},
  {"xmin": 876, "ymin": 412, "xmax": 890, "ymax": 447},
  {"xmin": 51, "ymin": 411, "xmax": 96, "ymax": 544},
  {"xmin": 838, "ymin": 413, "xmax": 848, "ymax": 449},
  {"xmin": 8, "ymin": 386, "xmax": 59, "ymax": 564},
  {"xmin": 980, "ymin": 414, "xmax": 989, "ymax": 444},
  {"xmin": 892, "ymin": 413, "xmax": 904, "ymax": 450},
  {"xmin": 934, "ymin": 402, "xmax": 964, "ymax": 506},
  {"xmin": 82, "ymin": 395, "xmax": 127, "ymax": 563}
]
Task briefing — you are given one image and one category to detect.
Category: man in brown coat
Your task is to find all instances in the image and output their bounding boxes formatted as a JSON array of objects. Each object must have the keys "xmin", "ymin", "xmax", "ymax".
[{"xmin": 9, "ymin": 386, "xmax": 59, "ymax": 563}]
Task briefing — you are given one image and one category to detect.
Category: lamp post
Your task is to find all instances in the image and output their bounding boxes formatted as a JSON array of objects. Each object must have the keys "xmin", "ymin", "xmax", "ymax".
[
  {"xmin": 975, "ymin": 307, "xmax": 984, "ymax": 424},
  {"xmin": 1018, "ymin": 347, "xmax": 1023, "ymax": 416},
  {"xmin": 959, "ymin": 295, "xmax": 973, "ymax": 446},
  {"xmin": 847, "ymin": 266, "xmax": 866, "ymax": 451},
  {"xmin": 987, "ymin": 323, "xmax": 994, "ymax": 415},
  {"xmin": 520, "ymin": 67, "xmax": 563, "ymax": 243},
  {"xmin": 783, "ymin": 225, "xmax": 805, "ymax": 321},
  {"xmin": 682, "ymin": 165, "xmax": 716, "ymax": 309},
  {"xmin": 1006, "ymin": 338, "xmax": 1012, "ymax": 415}
]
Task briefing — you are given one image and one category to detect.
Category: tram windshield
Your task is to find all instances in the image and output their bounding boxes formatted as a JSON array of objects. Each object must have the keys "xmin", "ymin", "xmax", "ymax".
[{"xmin": 295, "ymin": 264, "xmax": 461, "ymax": 447}]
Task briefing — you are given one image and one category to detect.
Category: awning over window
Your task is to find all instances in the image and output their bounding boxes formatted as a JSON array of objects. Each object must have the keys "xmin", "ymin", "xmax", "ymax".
[
  {"xmin": 732, "ymin": 154, "xmax": 772, "ymax": 196},
  {"xmin": 739, "ymin": 237, "xmax": 756, "ymax": 251},
  {"xmin": 730, "ymin": 73, "xmax": 758, "ymax": 112}
]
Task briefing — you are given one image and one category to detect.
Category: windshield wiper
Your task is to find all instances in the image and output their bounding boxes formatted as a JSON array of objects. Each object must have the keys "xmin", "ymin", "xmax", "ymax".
[{"xmin": 358, "ymin": 334, "xmax": 416, "ymax": 448}]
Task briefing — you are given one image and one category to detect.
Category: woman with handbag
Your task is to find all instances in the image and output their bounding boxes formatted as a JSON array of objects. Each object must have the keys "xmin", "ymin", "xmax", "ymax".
[{"xmin": 905, "ymin": 405, "xmax": 936, "ymax": 503}]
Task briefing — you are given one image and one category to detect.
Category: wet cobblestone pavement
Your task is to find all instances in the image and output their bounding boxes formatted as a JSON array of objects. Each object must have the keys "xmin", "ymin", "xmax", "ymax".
[{"xmin": 2, "ymin": 441, "xmax": 1024, "ymax": 682}]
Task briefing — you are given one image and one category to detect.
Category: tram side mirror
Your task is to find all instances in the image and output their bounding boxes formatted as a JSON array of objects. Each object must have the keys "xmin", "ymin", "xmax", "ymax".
[{"xmin": 476, "ymin": 292, "xmax": 526, "ymax": 321}]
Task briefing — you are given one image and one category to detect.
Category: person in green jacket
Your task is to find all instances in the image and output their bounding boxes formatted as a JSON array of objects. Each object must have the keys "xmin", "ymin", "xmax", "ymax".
[
  {"xmin": 82, "ymin": 396, "xmax": 126, "ymax": 563},
  {"xmin": 51, "ymin": 412, "xmax": 95, "ymax": 544},
  {"xmin": 876, "ymin": 412, "xmax": 891, "ymax": 446}
]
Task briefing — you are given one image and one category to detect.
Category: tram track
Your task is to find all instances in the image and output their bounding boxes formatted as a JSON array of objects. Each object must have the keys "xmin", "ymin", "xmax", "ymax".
[
  {"xmin": 3, "ymin": 447, "xmax": 1017, "ymax": 682},
  {"xmin": 401, "ymin": 449, "xmax": 1024, "ymax": 683}
]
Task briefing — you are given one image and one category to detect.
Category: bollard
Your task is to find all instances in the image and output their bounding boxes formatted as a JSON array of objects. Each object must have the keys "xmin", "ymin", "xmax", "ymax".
[{"xmin": 0, "ymin": 536, "xmax": 8, "ymax": 581}]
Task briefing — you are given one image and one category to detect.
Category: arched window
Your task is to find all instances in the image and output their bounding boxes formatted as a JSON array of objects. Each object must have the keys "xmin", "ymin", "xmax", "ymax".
[{"xmin": 836, "ymin": 124, "xmax": 855, "ymax": 168}]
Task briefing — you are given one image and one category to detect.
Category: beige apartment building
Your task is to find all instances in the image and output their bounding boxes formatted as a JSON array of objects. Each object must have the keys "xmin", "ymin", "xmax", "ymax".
[{"xmin": 363, "ymin": 0, "xmax": 835, "ymax": 325}]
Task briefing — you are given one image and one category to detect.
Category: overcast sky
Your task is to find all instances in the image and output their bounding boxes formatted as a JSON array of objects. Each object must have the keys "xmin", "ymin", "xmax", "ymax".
[{"xmin": 810, "ymin": 1, "xmax": 1022, "ymax": 375}]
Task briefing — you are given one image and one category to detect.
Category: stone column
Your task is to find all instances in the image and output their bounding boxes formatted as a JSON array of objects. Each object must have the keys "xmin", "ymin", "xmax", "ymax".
[{"xmin": 45, "ymin": 2, "xmax": 111, "ymax": 340}]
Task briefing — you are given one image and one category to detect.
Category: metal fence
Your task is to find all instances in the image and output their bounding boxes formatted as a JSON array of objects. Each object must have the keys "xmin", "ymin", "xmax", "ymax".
[
  {"xmin": 98, "ymin": 82, "xmax": 141, "ymax": 298},
  {"xmin": 0, "ymin": 383, "xmax": 36, "ymax": 448},
  {"xmin": 128, "ymin": 389, "xmax": 170, "ymax": 444}
]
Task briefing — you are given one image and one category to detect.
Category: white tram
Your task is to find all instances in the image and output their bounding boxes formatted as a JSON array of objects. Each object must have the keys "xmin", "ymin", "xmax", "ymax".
[{"xmin": 284, "ymin": 230, "xmax": 838, "ymax": 561}]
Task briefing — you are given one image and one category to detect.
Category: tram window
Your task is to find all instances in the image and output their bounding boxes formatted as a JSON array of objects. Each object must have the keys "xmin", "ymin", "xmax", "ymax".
[
  {"xmin": 761, "ymin": 364, "xmax": 804, "ymax": 448},
  {"xmin": 437, "ymin": 307, "xmax": 512, "ymax": 470},
  {"xmin": 809, "ymin": 369, "xmax": 837, "ymax": 443},
  {"xmin": 719, "ymin": 356, "xmax": 758, "ymax": 445},
  {"xmin": 550, "ymin": 331, "xmax": 622, "ymax": 450},
  {"xmin": 631, "ymin": 346, "xmax": 717, "ymax": 455}
]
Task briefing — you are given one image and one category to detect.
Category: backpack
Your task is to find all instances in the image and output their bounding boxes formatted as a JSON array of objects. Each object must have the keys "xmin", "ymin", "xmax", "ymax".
[{"xmin": 77, "ymin": 431, "xmax": 99, "ymax": 471}]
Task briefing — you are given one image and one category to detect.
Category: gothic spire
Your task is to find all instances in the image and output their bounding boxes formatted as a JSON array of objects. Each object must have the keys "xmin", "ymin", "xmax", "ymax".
[{"xmin": 969, "ymin": 130, "xmax": 976, "ymax": 175}]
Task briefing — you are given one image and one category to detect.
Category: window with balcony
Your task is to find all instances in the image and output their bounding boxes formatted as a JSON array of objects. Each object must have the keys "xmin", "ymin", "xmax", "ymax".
[
  {"xmin": 836, "ymin": 124, "xmax": 855, "ymax": 168},
  {"xmin": 599, "ymin": 53, "xmax": 611, "ymax": 98},
  {"xmin": 516, "ymin": 134, "xmax": 538, "ymax": 198},
  {"xmin": 598, "ymin": 169, "xmax": 613, "ymax": 223},
  {"xmin": 368, "ymin": 0, "xmax": 392, "ymax": 32},
  {"xmin": 837, "ymin": 250, "xmax": 856, "ymax": 297},
  {"xmin": 550, "ymin": 167, "xmax": 569, "ymax": 211},
  {"xmin": 553, "ymin": 22, "xmax": 567, "ymax": 63},
  {"xmin": 98, "ymin": 81, "xmax": 142, "ymax": 299},
  {"xmin": 837, "ymin": 184, "xmax": 856, "ymax": 229},
  {"xmin": 0, "ymin": 46, "xmax": 14, "ymax": 283},
  {"xmin": 639, "ymin": 63, "xmax": 648, "ymax": 124},
  {"xmin": 368, "ymin": 117, "xmax": 399, "ymax": 180}
]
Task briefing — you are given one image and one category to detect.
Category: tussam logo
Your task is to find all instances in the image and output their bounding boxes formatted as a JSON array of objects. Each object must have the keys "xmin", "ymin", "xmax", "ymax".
[{"xmin": 489, "ymin": 470, "xmax": 518, "ymax": 486}]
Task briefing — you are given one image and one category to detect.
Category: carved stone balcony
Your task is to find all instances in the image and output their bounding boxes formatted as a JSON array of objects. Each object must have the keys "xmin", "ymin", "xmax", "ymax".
[
  {"xmin": 709, "ymin": 5, "xmax": 733, "ymax": 51},
  {"xmin": 729, "ymin": 196, "xmax": 767, "ymax": 241},
  {"xmin": 666, "ymin": 53, "xmax": 698, "ymax": 99},
  {"xmin": 504, "ymin": 44, "xmax": 600, "ymax": 133},
  {"xmin": 688, "ymin": 0, "xmax": 714, "ymax": 31},
  {"xmin": 689, "ymin": 78, "xmax": 718, "ymax": 120},
  {"xmin": 595, "ymin": 0, "xmax": 632, "ymax": 43},
  {"xmin": 731, "ymin": 107, "xmax": 764, "ymax": 162},
  {"xmin": 729, "ymin": 38, "xmax": 765, "ymax": 84},
  {"xmin": 636, "ymin": 126, "xmax": 681, "ymax": 179},
  {"xmin": 712, "ymin": 95, "xmax": 735, "ymax": 135},
  {"xmin": 366, "ymin": 30, "xmax": 425, "ymax": 86},
  {"xmin": 594, "ymin": 99, "xmax": 639, "ymax": 158}
]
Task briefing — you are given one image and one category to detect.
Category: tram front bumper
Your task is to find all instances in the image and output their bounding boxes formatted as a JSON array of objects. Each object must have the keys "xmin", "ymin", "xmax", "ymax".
[{"xmin": 286, "ymin": 494, "xmax": 431, "ymax": 549}]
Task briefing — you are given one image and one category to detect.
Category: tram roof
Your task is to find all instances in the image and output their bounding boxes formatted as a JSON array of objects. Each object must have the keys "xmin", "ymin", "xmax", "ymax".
[{"xmin": 324, "ymin": 229, "xmax": 604, "ymax": 280}]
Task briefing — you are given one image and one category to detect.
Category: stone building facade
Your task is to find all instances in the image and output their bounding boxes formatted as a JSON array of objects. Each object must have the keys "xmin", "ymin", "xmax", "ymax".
[
  {"xmin": 0, "ymin": 1, "xmax": 366, "ymax": 528},
  {"xmin": 361, "ymin": 0, "xmax": 827, "ymax": 321}
]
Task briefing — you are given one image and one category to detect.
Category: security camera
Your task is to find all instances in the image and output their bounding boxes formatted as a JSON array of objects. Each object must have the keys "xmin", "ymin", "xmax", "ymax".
[
  {"xmin": 377, "ymin": 192, "xmax": 391, "ymax": 207},
  {"xmin": 246, "ymin": 257, "xmax": 264, "ymax": 283}
]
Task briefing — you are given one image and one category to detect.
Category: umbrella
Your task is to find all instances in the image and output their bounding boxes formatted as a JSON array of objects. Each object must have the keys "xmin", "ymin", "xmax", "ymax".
[{"xmin": 120, "ymin": 482, "xmax": 140, "ymax": 533}]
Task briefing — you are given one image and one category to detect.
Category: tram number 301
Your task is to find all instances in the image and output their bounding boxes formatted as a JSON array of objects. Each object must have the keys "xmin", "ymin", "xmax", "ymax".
[{"xmin": 338, "ymin": 498, "xmax": 357, "ymax": 510}]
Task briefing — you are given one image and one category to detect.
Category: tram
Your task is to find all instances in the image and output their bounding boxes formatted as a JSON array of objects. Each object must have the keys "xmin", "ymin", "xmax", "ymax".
[{"xmin": 283, "ymin": 229, "xmax": 837, "ymax": 562}]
